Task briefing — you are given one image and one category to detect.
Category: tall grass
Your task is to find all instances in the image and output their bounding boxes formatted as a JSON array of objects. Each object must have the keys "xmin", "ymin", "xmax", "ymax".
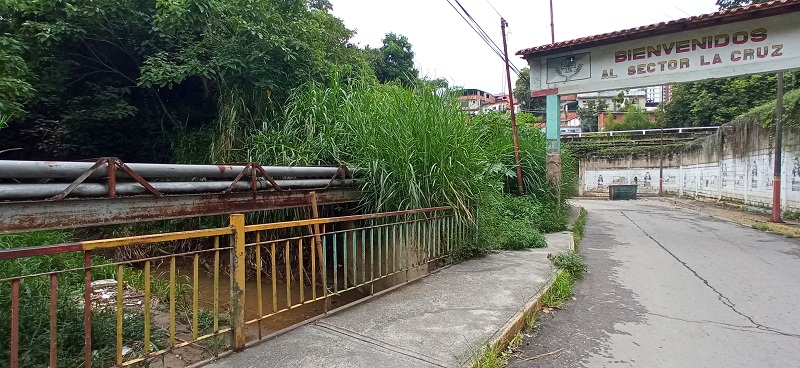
[{"xmin": 247, "ymin": 75, "xmax": 488, "ymax": 215}]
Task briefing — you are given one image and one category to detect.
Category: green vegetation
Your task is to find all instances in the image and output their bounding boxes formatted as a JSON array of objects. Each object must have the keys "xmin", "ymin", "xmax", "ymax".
[
  {"xmin": 572, "ymin": 208, "xmax": 588, "ymax": 246},
  {"xmin": 604, "ymin": 105, "xmax": 654, "ymax": 131},
  {"xmin": 0, "ymin": 231, "xmax": 201, "ymax": 366},
  {"xmin": 752, "ymin": 223, "xmax": 770, "ymax": 232},
  {"xmin": 549, "ymin": 252, "xmax": 587, "ymax": 279},
  {"xmin": 540, "ymin": 270, "xmax": 574, "ymax": 309},
  {"xmin": 782, "ymin": 210, "xmax": 800, "ymax": 221}
]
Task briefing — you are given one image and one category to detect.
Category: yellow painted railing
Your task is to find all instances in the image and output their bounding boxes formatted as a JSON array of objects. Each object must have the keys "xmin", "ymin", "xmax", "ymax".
[{"xmin": 0, "ymin": 206, "xmax": 469, "ymax": 367}]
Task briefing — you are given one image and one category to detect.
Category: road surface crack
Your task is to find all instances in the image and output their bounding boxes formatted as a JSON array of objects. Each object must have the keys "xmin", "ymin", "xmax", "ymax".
[{"xmin": 621, "ymin": 211, "xmax": 800, "ymax": 340}]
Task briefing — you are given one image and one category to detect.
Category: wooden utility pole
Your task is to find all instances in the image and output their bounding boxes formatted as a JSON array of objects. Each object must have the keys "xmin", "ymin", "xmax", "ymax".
[{"xmin": 501, "ymin": 18, "xmax": 524, "ymax": 195}]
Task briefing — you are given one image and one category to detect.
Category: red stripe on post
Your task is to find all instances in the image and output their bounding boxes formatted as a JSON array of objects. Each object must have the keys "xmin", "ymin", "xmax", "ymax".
[{"xmin": 532, "ymin": 88, "xmax": 559, "ymax": 98}]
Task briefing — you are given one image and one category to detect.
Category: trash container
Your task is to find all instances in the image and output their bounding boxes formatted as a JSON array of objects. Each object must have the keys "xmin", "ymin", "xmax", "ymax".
[{"xmin": 608, "ymin": 184, "xmax": 638, "ymax": 200}]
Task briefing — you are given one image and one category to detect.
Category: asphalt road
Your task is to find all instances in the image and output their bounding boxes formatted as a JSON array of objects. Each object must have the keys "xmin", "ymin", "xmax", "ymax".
[{"xmin": 508, "ymin": 199, "xmax": 800, "ymax": 368}]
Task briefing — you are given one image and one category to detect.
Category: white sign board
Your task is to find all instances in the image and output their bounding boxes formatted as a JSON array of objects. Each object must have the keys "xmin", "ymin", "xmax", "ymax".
[{"xmin": 526, "ymin": 12, "xmax": 800, "ymax": 95}]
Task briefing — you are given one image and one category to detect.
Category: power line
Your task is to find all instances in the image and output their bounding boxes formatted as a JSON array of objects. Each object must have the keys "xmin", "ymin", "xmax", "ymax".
[
  {"xmin": 443, "ymin": 0, "xmax": 522, "ymax": 77},
  {"xmin": 484, "ymin": 0, "xmax": 503, "ymax": 18}
]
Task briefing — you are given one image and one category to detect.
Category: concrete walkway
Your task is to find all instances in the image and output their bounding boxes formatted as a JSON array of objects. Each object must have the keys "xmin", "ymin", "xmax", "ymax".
[{"xmin": 205, "ymin": 232, "xmax": 573, "ymax": 368}]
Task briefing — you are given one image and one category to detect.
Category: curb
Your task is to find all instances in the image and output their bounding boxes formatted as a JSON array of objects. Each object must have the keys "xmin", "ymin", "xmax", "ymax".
[
  {"xmin": 480, "ymin": 211, "xmax": 580, "ymax": 364},
  {"xmin": 660, "ymin": 196, "xmax": 800, "ymax": 238}
]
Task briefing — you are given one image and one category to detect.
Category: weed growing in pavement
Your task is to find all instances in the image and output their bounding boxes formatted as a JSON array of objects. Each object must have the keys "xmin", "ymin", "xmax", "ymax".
[
  {"xmin": 572, "ymin": 208, "xmax": 588, "ymax": 247},
  {"xmin": 752, "ymin": 223, "xmax": 770, "ymax": 232},
  {"xmin": 549, "ymin": 252, "xmax": 587, "ymax": 279},
  {"xmin": 472, "ymin": 344, "xmax": 509, "ymax": 368},
  {"xmin": 523, "ymin": 310, "xmax": 539, "ymax": 331},
  {"xmin": 540, "ymin": 271, "xmax": 574, "ymax": 308}
]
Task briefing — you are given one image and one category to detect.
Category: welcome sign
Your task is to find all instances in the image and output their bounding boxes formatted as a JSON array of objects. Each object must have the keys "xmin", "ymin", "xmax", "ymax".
[{"xmin": 524, "ymin": 11, "xmax": 800, "ymax": 95}]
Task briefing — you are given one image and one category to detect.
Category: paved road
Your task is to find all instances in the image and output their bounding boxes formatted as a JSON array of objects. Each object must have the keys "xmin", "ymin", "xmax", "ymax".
[{"xmin": 509, "ymin": 199, "xmax": 800, "ymax": 368}]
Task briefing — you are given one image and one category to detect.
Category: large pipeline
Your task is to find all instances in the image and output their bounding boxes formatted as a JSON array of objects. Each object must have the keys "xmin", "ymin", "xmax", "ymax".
[
  {"xmin": 0, "ymin": 179, "xmax": 364, "ymax": 200},
  {"xmin": 0, "ymin": 160, "xmax": 350, "ymax": 179}
]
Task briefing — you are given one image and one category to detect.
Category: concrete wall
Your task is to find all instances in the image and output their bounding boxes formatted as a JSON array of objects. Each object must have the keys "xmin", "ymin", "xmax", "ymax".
[{"xmin": 579, "ymin": 120, "xmax": 800, "ymax": 211}]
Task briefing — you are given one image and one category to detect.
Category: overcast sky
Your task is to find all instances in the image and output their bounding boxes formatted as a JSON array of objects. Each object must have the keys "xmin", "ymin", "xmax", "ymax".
[{"xmin": 332, "ymin": 0, "xmax": 720, "ymax": 94}]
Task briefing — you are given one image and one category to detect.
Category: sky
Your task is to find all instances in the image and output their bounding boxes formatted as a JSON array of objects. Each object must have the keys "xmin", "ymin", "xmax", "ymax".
[{"xmin": 331, "ymin": 0, "xmax": 720, "ymax": 94}]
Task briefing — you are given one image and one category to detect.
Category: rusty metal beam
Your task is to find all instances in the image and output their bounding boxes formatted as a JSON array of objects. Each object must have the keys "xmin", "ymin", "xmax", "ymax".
[{"xmin": 0, "ymin": 189, "xmax": 361, "ymax": 234}]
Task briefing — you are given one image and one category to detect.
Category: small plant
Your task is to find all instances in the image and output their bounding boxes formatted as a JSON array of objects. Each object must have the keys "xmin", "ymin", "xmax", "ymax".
[
  {"xmin": 783, "ymin": 210, "xmax": 800, "ymax": 221},
  {"xmin": 549, "ymin": 251, "xmax": 587, "ymax": 279},
  {"xmin": 472, "ymin": 344, "xmax": 508, "ymax": 368},
  {"xmin": 752, "ymin": 223, "xmax": 770, "ymax": 232},
  {"xmin": 540, "ymin": 271, "xmax": 573, "ymax": 308},
  {"xmin": 572, "ymin": 208, "xmax": 587, "ymax": 247},
  {"xmin": 523, "ymin": 310, "xmax": 538, "ymax": 331}
]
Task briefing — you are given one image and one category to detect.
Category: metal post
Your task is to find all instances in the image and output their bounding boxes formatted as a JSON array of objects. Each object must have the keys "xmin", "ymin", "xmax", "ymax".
[
  {"xmin": 772, "ymin": 72, "xmax": 784, "ymax": 223},
  {"xmin": 659, "ymin": 123, "xmax": 664, "ymax": 196},
  {"xmin": 229, "ymin": 214, "xmax": 246, "ymax": 350},
  {"xmin": 549, "ymin": 0, "xmax": 555, "ymax": 44},
  {"xmin": 501, "ymin": 18, "xmax": 524, "ymax": 195}
]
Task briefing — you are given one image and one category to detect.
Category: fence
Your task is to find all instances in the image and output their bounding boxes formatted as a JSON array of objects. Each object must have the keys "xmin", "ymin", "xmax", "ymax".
[{"xmin": 0, "ymin": 206, "xmax": 470, "ymax": 367}]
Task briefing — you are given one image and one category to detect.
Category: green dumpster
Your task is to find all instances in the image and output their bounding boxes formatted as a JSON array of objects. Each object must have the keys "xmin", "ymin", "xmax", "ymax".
[{"xmin": 608, "ymin": 184, "xmax": 638, "ymax": 200}]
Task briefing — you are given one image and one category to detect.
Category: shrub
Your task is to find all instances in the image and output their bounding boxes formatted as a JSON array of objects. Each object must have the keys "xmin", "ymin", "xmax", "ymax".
[{"xmin": 548, "ymin": 251, "xmax": 587, "ymax": 279}]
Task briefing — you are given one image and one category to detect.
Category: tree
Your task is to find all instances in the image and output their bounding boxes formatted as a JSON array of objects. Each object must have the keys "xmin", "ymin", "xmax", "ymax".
[
  {"xmin": 369, "ymin": 33, "xmax": 418, "ymax": 86},
  {"xmin": 514, "ymin": 68, "xmax": 531, "ymax": 111},
  {"xmin": 611, "ymin": 91, "xmax": 626, "ymax": 111},
  {"xmin": 308, "ymin": 0, "xmax": 333, "ymax": 11},
  {"xmin": 0, "ymin": 36, "xmax": 34, "ymax": 120},
  {"xmin": 716, "ymin": 0, "xmax": 770, "ymax": 10},
  {"xmin": 577, "ymin": 100, "xmax": 596, "ymax": 132},
  {"xmin": 0, "ymin": 0, "xmax": 367, "ymax": 162},
  {"xmin": 605, "ymin": 105, "xmax": 654, "ymax": 131}
]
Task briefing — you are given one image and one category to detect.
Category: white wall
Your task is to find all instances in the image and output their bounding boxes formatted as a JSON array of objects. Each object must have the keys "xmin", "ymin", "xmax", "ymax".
[{"xmin": 580, "ymin": 140, "xmax": 800, "ymax": 211}]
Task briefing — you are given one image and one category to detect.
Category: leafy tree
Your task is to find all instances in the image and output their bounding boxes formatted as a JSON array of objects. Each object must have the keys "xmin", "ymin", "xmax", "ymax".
[
  {"xmin": 661, "ymin": 73, "xmax": 800, "ymax": 127},
  {"xmin": 308, "ymin": 0, "xmax": 333, "ymax": 11},
  {"xmin": 514, "ymin": 68, "xmax": 531, "ymax": 110},
  {"xmin": 611, "ymin": 91, "xmax": 626, "ymax": 111},
  {"xmin": 577, "ymin": 99, "xmax": 608, "ymax": 132},
  {"xmin": 716, "ymin": 0, "xmax": 770, "ymax": 10},
  {"xmin": 605, "ymin": 106, "xmax": 653, "ymax": 131},
  {"xmin": 369, "ymin": 33, "xmax": 418, "ymax": 86},
  {"xmin": 0, "ymin": 36, "xmax": 34, "ymax": 120},
  {"xmin": 0, "ymin": 0, "xmax": 367, "ymax": 162}
]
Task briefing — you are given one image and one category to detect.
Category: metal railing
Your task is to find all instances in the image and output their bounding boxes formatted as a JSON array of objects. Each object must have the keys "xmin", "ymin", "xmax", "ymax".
[
  {"xmin": 561, "ymin": 126, "xmax": 719, "ymax": 138},
  {"xmin": 0, "ymin": 205, "xmax": 469, "ymax": 367}
]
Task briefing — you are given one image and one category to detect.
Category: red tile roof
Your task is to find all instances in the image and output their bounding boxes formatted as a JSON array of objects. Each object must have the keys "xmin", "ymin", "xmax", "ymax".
[{"xmin": 516, "ymin": 0, "xmax": 800, "ymax": 58}]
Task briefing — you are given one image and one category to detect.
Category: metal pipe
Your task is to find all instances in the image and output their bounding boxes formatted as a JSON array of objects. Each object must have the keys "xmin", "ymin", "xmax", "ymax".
[
  {"xmin": 0, "ymin": 161, "xmax": 349, "ymax": 179},
  {"xmin": 0, "ymin": 179, "xmax": 364, "ymax": 200}
]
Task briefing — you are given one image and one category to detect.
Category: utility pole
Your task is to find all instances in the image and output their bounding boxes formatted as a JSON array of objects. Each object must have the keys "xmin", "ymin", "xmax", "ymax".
[
  {"xmin": 501, "ymin": 18, "xmax": 524, "ymax": 195},
  {"xmin": 659, "ymin": 122, "xmax": 664, "ymax": 196},
  {"xmin": 771, "ymin": 71, "xmax": 784, "ymax": 222},
  {"xmin": 549, "ymin": 0, "xmax": 555, "ymax": 44}
]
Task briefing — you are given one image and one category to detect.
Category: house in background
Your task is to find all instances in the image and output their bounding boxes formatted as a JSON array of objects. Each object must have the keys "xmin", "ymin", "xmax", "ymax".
[{"xmin": 460, "ymin": 89, "xmax": 496, "ymax": 114}]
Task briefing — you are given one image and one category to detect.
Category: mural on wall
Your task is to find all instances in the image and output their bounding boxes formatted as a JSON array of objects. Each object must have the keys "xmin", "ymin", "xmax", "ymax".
[
  {"xmin": 722, "ymin": 162, "xmax": 728, "ymax": 188},
  {"xmin": 764, "ymin": 154, "xmax": 774, "ymax": 189},
  {"xmin": 792, "ymin": 157, "xmax": 800, "ymax": 192},
  {"xmin": 735, "ymin": 157, "xmax": 746, "ymax": 190}
]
